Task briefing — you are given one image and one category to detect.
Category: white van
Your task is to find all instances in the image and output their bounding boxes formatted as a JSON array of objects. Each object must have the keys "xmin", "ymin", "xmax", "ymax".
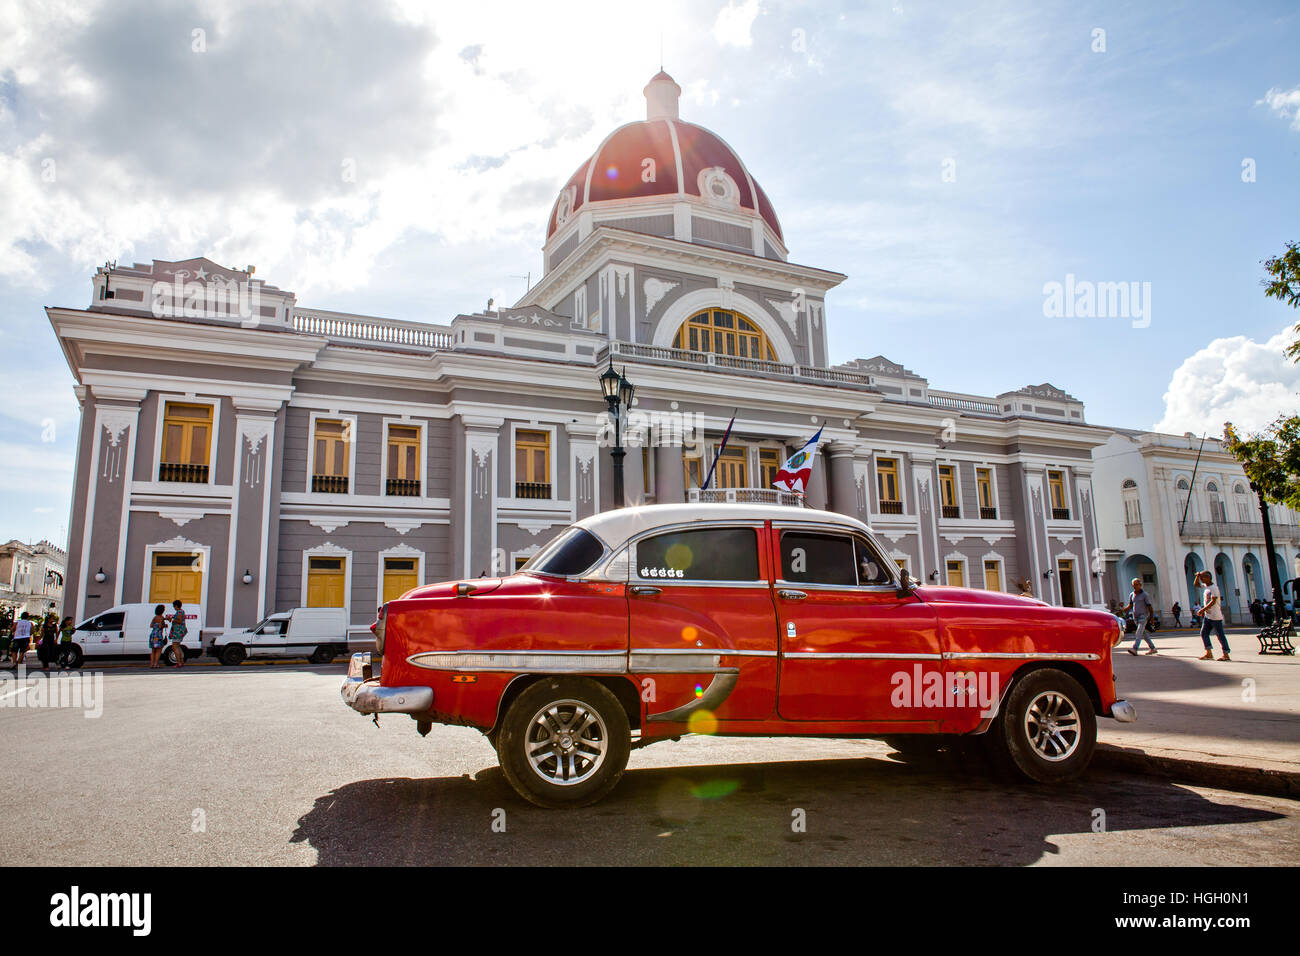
[
  {"xmin": 63, "ymin": 603, "xmax": 203, "ymax": 668},
  {"xmin": 209, "ymin": 607, "xmax": 349, "ymax": 666}
]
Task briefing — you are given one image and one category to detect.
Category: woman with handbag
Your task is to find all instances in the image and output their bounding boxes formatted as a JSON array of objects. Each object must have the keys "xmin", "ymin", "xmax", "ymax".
[
  {"xmin": 168, "ymin": 599, "xmax": 188, "ymax": 668},
  {"xmin": 148, "ymin": 605, "xmax": 167, "ymax": 669}
]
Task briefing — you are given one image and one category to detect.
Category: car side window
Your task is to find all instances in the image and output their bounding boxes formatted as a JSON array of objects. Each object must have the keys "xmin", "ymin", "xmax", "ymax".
[
  {"xmin": 79, "ymin": 612, "xmax": 124, "ymax": 632},
  {"xmin": 854, "ymin": 536, "xmax": 894, "ymax": 586},
  {"xmin": 636, "ymin": 527, "xmax": 759, "ymax": 582},
  {"xmin": 780, "ymin": 531, "xmax": 857, "ymax": 586}
]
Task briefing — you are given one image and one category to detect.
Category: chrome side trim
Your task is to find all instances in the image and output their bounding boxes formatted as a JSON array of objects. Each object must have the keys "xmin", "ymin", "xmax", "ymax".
[
  {"xmin": 783, "ymin": 651, "xmax": 943, "ymax": 660},
  {"xmin": 630, "ymin": 647, "xmax": 778, "ymax": 657},
  {"xmin": 408, "ymin": 650, "xmax": 626, "ymax": 673},
  {"xmin": 409, "ymin": 646, "xmax": 778, "ymax": 675},
  {"xmin": 941, "ymin": 652, "xmax": 1101, "ymax": 661}
]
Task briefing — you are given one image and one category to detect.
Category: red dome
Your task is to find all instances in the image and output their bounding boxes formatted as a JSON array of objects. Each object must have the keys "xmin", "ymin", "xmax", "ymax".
[{"xmin": 546, "ymin": 74, "xmax": 784, "ymax": 244}]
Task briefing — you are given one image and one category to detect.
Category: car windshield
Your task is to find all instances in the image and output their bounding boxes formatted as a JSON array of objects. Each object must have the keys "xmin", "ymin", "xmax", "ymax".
[{"xmin": 521, "ymin": 527, "xmax": 606, "ymax": 577}]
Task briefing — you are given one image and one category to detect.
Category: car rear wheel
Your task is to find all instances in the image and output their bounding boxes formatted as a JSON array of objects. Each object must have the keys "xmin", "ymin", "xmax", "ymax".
[
  {"xmin": 219, "ymin": 644, "xmax": 246, "ymax": 667},
  {"xmin": 987, "ymin": 668, "xmax": 1096, "ymax": 783},
  {"xmin": 309, "ymin": 646, "xmax": 335, "ymax": 665},
  {"xmin": 497, "ymin": 678, "xmax": 630, "ymax": 809}
]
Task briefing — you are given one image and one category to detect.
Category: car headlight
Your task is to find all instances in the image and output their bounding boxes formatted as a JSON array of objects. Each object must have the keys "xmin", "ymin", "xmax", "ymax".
[{"xmin": 1111, "ymin": 617, "xmax": 1124, "ymax": 646}]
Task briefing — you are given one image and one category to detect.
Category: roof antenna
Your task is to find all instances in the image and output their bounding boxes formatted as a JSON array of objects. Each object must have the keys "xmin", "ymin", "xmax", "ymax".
[{"xmin": 659, "ymin": 32, "xmax": 663, "ymax": 71}]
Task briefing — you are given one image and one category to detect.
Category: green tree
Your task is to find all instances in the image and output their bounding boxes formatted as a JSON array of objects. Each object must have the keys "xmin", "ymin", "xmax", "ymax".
[
  {"xmin": 1223, "ymin": 419, "xmax": 1300, "ymax": 511},
  {"xmin": 1262, "ymin": 240, "xmax": 1300, "ymax": 360}
]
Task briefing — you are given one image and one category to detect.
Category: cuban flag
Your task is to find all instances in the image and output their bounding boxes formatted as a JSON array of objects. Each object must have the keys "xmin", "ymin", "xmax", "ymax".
[{"xmin": 773, "ymin": 427, "xmax": 823, "ymax": 493}]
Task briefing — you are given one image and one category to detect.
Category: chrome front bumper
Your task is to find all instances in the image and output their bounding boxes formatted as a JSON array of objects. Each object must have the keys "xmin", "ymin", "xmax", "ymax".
[
  {"xmin": 340, "ymin": 652, "xmax": 433, "ymax": 715},
  {"xmin": 1110, "ymin": 698, "xmax": 1137, "ymax": 723}
]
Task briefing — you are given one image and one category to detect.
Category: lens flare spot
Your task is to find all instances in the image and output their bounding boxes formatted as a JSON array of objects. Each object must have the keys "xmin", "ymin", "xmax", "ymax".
[
  {"xmin": 687, "ymin": 709, "xmax": 717, "ymax": 735},
  {"xmin": 680, "ymin": 625, "xmax": 698, "ymax": 643},
  {"xmin": 665, "ymin": 543, "xmax": 693, "ymax": 570},
  {"xmin": 689, "ymin": 778, "xmax": 740, "ymax": 800},
  {"xmin": 694, "ymin": 684, "xmax": 704, "ymax": 697},
  {"xmin": 605, "ymin": 165, "xmax": 619, "ymax": 179}
]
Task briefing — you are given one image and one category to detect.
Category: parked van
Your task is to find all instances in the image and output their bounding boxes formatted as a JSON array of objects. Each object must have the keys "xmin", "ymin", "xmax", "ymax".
[
  {"xmin": 209, "ymin": 607, "xmax": 348, "ymax": 666},
  {"xmin": 62, "ymin": 603, "xmax": 203, "ymax": 669}
]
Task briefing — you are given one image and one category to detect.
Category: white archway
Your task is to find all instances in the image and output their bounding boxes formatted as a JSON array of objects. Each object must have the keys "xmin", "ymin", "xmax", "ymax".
[{"xmin": 651, "ymin": 287, "xmax": 797, "ymax": 365}]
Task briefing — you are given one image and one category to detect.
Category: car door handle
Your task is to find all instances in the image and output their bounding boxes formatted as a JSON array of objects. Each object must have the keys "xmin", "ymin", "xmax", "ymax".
[
  {"xmin": 629, "ymin": 586, "xmax": 662, "ymax": 596},
  {"xmin": 778, "ymin": 589, "xmax": 808, "ymax": 601}
]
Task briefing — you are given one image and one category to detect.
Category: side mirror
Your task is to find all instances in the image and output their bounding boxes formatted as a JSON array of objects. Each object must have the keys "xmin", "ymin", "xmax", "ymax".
[{"xmin": 897, "ymin": 568, "xmax": 916, "ymax": 598}]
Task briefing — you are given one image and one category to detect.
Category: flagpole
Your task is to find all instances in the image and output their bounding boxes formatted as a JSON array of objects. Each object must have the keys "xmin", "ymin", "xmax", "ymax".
[{"xmin": 700, "ymin": 408, "xmax": 738, "ymax": 492}]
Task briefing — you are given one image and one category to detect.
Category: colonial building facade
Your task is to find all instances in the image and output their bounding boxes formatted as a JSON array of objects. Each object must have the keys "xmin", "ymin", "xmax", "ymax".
[
  {"xmin": 0, "ymin": 540, "xmax": 67, "ymax": 617},
  {"xmin": 1093, "ymin": 429, "xmax": 1300, "ymax": 622},
  {"xmin": 50, "ymin": 73, "xmax": 1112, "ymax": 641}
]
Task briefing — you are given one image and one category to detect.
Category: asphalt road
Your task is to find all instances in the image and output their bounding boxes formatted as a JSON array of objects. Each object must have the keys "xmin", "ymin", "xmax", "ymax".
[{"xmin": 2, "ymin": 662, "xmax": 1296, "ymax": 866}]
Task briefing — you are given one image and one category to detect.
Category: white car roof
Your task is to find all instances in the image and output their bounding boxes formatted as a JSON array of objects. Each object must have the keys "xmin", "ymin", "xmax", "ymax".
[{"xmin": 573, "ymin": 503, "xmax": 872, "ymax": 549}]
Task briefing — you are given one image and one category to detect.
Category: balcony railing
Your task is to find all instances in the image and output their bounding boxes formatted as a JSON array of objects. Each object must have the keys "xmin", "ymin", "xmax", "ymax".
[
  {"xmin": 1179, "ymin": 519, "xmax": 1300, "ymax": 543},
  {"xmin": 1051, "ymin": 508, "xmax": 1071, "ymax": 520},
  {"xmin": 1125, "ymin": 521, "xmax": 1144, "ymax": 539},
  {"xmin": 980, "ymin": 507, "xmax": 998, "ymax": 520},
  {"xmin": 605, "ymin": 341, "xmax": 876, "ymax": 389},
  {"xmin": 515, "ymin": 481, "xmax": 553, "ymax": 500},
  {"xmin": 941, "ymin": 505, "xmax": 961, "ymax": 519},
  {"xmin": 158, "ymin": 462, "xmax": 209, "ymax": 483},
  {"xmin": 927, "ymin": 394, "xmax": 1001, "ymax": 415},
  {"xmin": 386, "ymin": 477, "xmax": 420, "ymax": 497},
  {"xmin": 878, "ymin": 500, "xmax": 904, "ymax": 515},
  {"xmin": 312, "ymin": 475, "xmax": 349, "ymax": 494},
  {"xmin": 688, "ymin": 488, "xmax": 804, "ymax": 506},
  {"xmin": 292, "ymin": 308, "xmax": 453, "ymax": 351}
]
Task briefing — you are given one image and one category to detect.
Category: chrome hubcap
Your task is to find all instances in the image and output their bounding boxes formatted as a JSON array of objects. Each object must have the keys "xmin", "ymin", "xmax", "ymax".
[
  {"xmin": 525, "ymin": 699, "xmax": 608, "ymax": 786},
  {"xmin": 1023, "ymin": 690, "xmax": 1081, "ymax": 762}
]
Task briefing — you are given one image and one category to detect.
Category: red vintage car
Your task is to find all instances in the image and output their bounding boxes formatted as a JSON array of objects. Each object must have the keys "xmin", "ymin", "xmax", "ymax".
[{"xmin": 342, "ymin": 503, "xmax": 1135, "ymax": 807}]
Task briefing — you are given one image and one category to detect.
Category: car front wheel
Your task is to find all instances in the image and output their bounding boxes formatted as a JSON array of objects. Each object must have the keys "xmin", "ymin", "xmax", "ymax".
[
  {"xmin": 218, "ymin": 644, "xmax": 246, "ymax": 667},
  {"xmin": 988, "ymin": 668, "xmax": 1096, "ymax": 783},
  {"xmin": 497, "ymin": 678, "xmax": 630, "ymax": 809}
]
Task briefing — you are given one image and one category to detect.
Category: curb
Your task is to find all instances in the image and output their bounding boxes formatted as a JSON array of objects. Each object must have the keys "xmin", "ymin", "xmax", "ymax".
[{"xmin": 1095, "ymin": 743, "xmax": 1300, "ymax": 801}]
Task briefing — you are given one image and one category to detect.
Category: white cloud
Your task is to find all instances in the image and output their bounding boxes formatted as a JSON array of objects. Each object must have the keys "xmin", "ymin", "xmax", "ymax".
[
  {"xmin": 1154, "ymin": 325, "xmax": 1300, "ymax": 436},
  {"xmin": 1259, "ymin": 84, "xmax": 1300, "ymax": 131},
  {"xmin": 714, "ymin": 0, "xmax": 761, "ymax": 48}
]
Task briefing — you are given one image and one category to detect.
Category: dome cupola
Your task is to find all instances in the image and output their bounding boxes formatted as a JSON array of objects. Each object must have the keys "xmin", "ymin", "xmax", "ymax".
[{"xmin": 545, "ymin": 72, "xmax": 785, "ymax": 262}]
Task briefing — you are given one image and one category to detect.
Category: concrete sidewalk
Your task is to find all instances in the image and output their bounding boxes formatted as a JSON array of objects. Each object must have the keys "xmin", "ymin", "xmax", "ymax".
[{"xmin": 1097, "ymin": 626, "xmax": 1299, "ymax": 797}]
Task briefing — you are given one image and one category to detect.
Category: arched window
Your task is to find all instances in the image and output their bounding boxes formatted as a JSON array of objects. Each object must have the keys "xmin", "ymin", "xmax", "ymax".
[
  {"xmin": 1121, "ymin": 479, "xmax": 1142, "ymax": 533},
  {"xmin": 1206, "ymin": 481, "xmax": 1226, "ymax": 522},
  {"xmin": 672, "ymin": 309, "xmax": 776, "ymax": 361},
  {"xmin": 1176, "ymin": 477, "xmax": 1191, "ymax": 521},
  {"xmin": 1233, "ymin": 482, "xmax": 1252, "ymax": 521}
]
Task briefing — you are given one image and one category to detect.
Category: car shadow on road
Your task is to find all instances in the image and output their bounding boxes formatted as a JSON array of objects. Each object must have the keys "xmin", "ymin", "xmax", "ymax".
[{"xmin": 290, "ymin": 754, "xmax": 1287, "ymax": 866}]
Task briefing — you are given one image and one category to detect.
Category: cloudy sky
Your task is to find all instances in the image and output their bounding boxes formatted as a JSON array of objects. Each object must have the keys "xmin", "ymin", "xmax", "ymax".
[{"xmin": 1, "ymin": 0, "xmax": 1298, "ymax": 544}]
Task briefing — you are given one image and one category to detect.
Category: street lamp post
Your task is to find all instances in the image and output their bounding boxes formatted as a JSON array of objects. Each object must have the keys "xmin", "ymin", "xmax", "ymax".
[{"xmin": 599, "ymin": 358, "xmax": 635, "ymax": 509}]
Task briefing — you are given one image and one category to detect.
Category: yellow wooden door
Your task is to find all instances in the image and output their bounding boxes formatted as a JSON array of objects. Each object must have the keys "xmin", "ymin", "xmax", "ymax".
[
  {"xmin": 307, "ymin": 557, "xmax": 346, "ymax": 607},
  {"xmin": 150, "ymin": 553, "xmax": 203, "ymax": 606},
  {"xmin": 382, "ymin": 558, "xmax": 418, "ymax": 603}
]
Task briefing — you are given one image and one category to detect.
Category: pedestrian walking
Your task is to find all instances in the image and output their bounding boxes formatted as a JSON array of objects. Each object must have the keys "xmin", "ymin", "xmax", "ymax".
[
  {"xmin": 1121, "ymin": 577, "xmax": 1157, "ymax": 655},
  {"xmin": 1171, "ymin": 601, "xmax": 1182, "ymax": 627},
  {"xmin": 1195, "ymin": 570, "xmax": 1230, "ymax": 661},
  {"xmin": 0, "ymin": 609, "xmax": 12, "ymax": 663},
  {"xmin": 10, "ymin": 612, "xmax": 33, "ymax": 667},
  {"xmin": 168, "ymin": 599, "xmax": 188, "ymax": 668},
  {"xmin": 35, "ymin": 612, "xmax": 58, "ymax": 672},
  {"xmin": 148, "ymin": 604, "xmax": 167, "ymax": 669}
]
